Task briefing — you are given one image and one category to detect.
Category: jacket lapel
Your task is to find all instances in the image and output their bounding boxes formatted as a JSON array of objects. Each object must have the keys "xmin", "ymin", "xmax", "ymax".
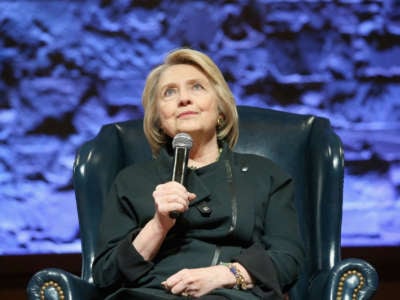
[
  {"xmin": 228, "ymin": 152, "xmax": 256, "ymax": 242},
  {"xmin": 186, "ymin": 171, "xmax": 211, "ymax": 207}
]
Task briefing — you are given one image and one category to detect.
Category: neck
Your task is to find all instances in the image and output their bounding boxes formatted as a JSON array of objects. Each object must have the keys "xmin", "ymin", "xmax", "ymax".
[{"xmin": 188, "ymin": 138, "xmax": 220, "ymax": 169}]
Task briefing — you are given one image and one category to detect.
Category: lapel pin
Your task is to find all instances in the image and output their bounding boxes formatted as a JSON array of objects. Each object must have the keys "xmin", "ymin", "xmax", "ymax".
[{"xmin": 196, "ymin": 201, "xmax": 212, "ymax": 217}]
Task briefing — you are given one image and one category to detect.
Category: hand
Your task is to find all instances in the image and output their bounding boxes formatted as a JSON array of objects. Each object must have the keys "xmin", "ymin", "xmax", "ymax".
[
  {"xmin": 161, "ymin": 265, "xmax": 235, "ymax": 298},
  {"xmin": 152, "ymin": 181, "xmax": 196, "ymax": 229},
  {"xmin": 132, "ymin": 182, "xmax": 196, "ymax": 261}
]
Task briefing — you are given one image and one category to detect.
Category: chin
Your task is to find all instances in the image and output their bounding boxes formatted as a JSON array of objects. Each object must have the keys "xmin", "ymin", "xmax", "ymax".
[{"xmin": 176, "ymin": 126, "xmax": 199, "ymax": 134}]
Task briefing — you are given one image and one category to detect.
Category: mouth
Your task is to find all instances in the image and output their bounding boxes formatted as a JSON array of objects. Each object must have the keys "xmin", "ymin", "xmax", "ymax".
[{"xmin": 177, "ymin": 111, "xmax": 198, "ymax": 119}]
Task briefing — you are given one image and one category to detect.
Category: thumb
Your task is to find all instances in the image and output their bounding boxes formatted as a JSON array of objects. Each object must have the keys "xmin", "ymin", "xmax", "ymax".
[{"xmin": 188, "ymin": 192, "xmax": 197, "ymax": 201}]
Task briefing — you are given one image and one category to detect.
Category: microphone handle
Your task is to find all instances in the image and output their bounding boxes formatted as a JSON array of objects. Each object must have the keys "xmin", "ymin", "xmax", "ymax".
[
  {"xmin": 168, "ymin": 210, "xmax": 181, "ymax": 219},
  {"xmin": 169, "ymin": 147, "xmax": 189, "ymax": 219}
]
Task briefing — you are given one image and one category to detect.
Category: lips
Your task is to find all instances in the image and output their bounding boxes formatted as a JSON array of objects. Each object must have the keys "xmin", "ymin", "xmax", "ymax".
[{"xmin": 177, "ymin": 111, "xmax": 198, "ymax": 118}]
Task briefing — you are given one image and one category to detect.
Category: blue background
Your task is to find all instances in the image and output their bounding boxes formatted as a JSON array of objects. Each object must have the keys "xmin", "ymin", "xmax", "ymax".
[{"xmin": 1, "ymin": 0, "xmax": 399, "ymax": 254}]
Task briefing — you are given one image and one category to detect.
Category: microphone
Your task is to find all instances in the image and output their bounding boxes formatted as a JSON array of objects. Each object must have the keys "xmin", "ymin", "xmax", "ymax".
[{"xmin": 169, "ymin": 132, "xmax": 193, "ymax": 219}]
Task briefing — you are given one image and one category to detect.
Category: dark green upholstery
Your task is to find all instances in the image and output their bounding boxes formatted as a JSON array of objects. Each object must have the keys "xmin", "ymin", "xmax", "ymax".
[{"xmin": 27, "ymin": 106, "xmax": 378, "ymax": 300}]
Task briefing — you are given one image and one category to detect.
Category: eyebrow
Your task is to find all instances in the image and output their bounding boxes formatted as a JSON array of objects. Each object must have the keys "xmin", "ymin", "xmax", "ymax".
[{"xmin": 159, "ymin": 77, "xmax": 208, "ymax": 90}]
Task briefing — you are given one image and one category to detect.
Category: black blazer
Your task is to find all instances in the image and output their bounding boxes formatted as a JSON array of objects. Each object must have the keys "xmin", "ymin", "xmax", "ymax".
[{"xmin": 92, "ymin": 144, "xmax": 304, "ymax": 300}]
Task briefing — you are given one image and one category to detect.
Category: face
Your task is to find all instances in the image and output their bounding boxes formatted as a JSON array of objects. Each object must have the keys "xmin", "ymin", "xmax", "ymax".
[{"xmin": 157, "ymin": 64, "xmax": 220, "ymax": 140}]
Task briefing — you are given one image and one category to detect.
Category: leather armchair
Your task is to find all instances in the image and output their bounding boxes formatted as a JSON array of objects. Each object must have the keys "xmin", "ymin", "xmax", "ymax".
[{"xmin": 27, "ymin": 106, "xmax": 378, "ymax": 299}]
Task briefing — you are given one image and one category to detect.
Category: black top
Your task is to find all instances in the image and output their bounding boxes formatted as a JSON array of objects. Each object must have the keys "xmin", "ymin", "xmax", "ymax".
[{"xmin": 92, "ymin": 144, "xmax": 304, "ymax": 300}]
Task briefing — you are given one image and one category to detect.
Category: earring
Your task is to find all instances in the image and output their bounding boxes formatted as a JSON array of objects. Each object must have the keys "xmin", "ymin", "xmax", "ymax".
[{"xmin": 217, "ymin": 116, "xmax": 225, "ymax": 129}]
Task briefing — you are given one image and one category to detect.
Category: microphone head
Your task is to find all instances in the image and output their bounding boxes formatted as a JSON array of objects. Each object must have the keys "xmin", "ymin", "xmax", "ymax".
[{"xmin": 172, "ymin": 133, "xmax": 193, "ymax": 149}]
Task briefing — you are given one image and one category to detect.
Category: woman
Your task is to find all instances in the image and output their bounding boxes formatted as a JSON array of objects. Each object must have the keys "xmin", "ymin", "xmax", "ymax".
[{"xmin": 92, "ymin": 48, "xmax": 304, "ymax": 300}]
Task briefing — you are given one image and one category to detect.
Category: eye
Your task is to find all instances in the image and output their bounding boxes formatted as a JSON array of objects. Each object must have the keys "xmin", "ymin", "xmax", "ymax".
[
  {"xmin": 192, "ymin": 83, "xmax": 204, "ymax": 91},
  {"xmin": 163, "ymin": 87, "xmax": 177, "ymax": 98}
]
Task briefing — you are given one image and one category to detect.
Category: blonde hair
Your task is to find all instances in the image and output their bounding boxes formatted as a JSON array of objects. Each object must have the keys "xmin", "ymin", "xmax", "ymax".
[{"xmin": 142, "ymin": 48, "xmax": 239, "ymax": 156}]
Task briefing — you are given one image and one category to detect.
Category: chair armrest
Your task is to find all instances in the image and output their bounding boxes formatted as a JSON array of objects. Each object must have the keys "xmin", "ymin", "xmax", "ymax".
[
  {"xmin": 27, "ymin": 268, "xmax": 105, "ymax": 300},
  {"xmin": 324, "ymin": 258, "xmax": 379, "ymax": 300},
  {"xmin": 308, "ymin": 258, "xmax": 378, "ymax": 300}
]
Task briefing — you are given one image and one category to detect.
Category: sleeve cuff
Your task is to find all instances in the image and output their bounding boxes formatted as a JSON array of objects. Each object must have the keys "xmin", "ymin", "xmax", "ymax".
[
  {"xmin": 233, "ymin": 243, "xmax": 283, "ymax": 298},
  {"xmin": 116, "ymin": 229, "xmax": 154, "ymax": 283}
]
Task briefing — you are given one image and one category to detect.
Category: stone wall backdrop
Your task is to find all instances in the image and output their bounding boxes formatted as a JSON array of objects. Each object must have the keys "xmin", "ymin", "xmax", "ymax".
[{"xmin": 0, "ymin": 0, "xmax": 399, "ymax": 254}]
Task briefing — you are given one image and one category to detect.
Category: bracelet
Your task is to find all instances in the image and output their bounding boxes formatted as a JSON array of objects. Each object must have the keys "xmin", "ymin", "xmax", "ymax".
[{"xmin": 220, "ymin": 262, "xmax": 248, "ymax": 290}]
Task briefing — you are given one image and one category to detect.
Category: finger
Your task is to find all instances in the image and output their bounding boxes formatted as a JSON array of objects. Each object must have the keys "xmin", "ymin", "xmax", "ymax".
[
  {"xmin": 161, "ymin": 281, "xmax": 170, "ymax": 291},
  {"xmin": 159, "ymin": 181, "xmax": 187, "ymax": 191},
  {"xmin": 154, "ymin": 188, "xmax": 190, "ymax": 204},
  {"xmin": 165, "ymin": 194, "xmax": 190, "ymax": 209},
  {"xmin": 164, "ymin": 269, "xmax": 188, "ymax": 287},
  {"xmin": 187, "ymin": 192, "xmax": 196, "ymax": 201},
  {"xmin": 156, "ymin": 201, "xmax": 187, "ymax": 216},
  {"xmin": 154, "ymin": 183, "xmax": 184, "ymax": 198},
  {"xmin": 169, "ymin": 279, "xmax": 188, "ymax": 295},
  {"xmin": 185, "ymin": 289, "xmax": 199, "ymax": 298},
  {"xmin": 153, "ymin": 190, "xmax": 189, "ymax": 207}
]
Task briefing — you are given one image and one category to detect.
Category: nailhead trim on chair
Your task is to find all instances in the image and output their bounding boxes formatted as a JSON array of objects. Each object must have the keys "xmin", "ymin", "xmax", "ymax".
[
  {"xmin": 336, "ymin": 270, "xmax": 365, "ymax": 300},
  {"xmin": 40, "ymin": 280, "xmax": 65, "ymax": 300}
]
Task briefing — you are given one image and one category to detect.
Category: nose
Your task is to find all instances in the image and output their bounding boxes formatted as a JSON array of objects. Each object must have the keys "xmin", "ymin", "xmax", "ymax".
[{"xmin": 178, "ymin": 88, "xmax": 192, "ymax": 106}]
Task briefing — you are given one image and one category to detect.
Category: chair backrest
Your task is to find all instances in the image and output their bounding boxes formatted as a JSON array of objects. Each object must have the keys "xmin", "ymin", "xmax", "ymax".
[{"xmin": 73, "ymin": 106, "xmax": 344, "ymax": 299}]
